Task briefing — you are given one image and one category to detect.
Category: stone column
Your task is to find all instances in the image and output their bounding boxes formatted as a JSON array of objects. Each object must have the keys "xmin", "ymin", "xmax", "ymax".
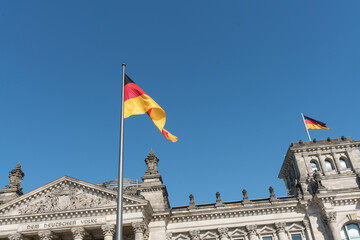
[
  {"xmin": 303, "ymin": 219, "xmax": 313, "ymax": 240},
  {"xmin": 324, "ymin": 212, "xmax": 341, "ymax": 240},
  {"xmin": 102, "ymin": 224, "xmax": 115, "ymax": 240},
  {"xmin": 246, "ymin": 225, "xmax": 258, "ymax": 240},
  {"xmin": 189, "ymin": 229, "xmax": 200, "ymax": 240},
  {"xmin": 218, "ymin": 227, "xmax": 230, "ymax": 240},
  {"xmin": 38, "ymin": 230, "xmax": 53, "ymax": 240},
  {"xmin": 71, "ymin": 227, "xmax": 86, "ymax": 240},
  {"xmin": 275, "ymin": 222, "xmax": 288, "ymax": 240},
  {"xmin": 132, "ymin": 222, "xmax": 146, "ymax": 240},
  {"xmin": 8, "ymin": 233, "xmax": 24, "ymax": 240},
  {"xmin": 332, "ymin": 154, "xmax": 343, "ymax": 174}
]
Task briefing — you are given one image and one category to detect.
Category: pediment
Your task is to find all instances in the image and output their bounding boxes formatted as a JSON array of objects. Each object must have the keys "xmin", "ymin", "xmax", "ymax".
[
  {"xmin": 0, "ymin": 176, "xmax": 148, "ymax": 217},
  {"xmin": 287, "ymin": 223, "xmax": 304, "ymax": 231},
  {"xmin": 258, "ymin": 226, "xmax": 275, "ymax": 234}
]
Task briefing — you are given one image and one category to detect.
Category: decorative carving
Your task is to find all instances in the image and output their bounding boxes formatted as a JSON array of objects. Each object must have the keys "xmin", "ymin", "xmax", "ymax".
[
  {"xmin": 132, "ymin": 222, "xmax": 146, "ymax": 234},
  {"xmin": 303, "ymin": 219, "xmax": 310, "ymax": 228},
  {"xmin": 19, "ymin": 183, "xmax": 113, "ymax": 214},
  {"xmin": 242, "ymin": 189, "xmax": 249, "ymax": 201},
  {"xmin": 102, "ymin": 224, "xmax": 115, "ymax": 237},
  {"xmin": 166, "ymin": 232, "xmax": 173, "ymax": 240},
  {"xmin": 189, "ymin": 229, "xmax": 201, "ymax": 240},
  {"xmin": 144, "ymin": 150, "xmax": 159, "ymax": 176},
  {"xmin": 2, "ymin": 163, "xmax": 24, "ymax": 194},
  {"xmin": 38, "ymin": 230, "xmax": 53, "ymax": 240},
  {"xmin": 71, "ymin": 227, "xmax": 86, "ymax": 239},
  {"xmin": 313, "ymin": 170, "xmax": 323, "ymax": 188},
  {"xmin": 323, "ymin": 212, "xmax": 337, "ymax": 224},
  {"xmin": 275, "ymin": 222, "xmax": 286, "ymax": 233},
  {"xmin": 8, "ymin": 233, "xmax": 24, "ymax": 240},
  {"xmin": 246, "ymin": 225, "xmax": 257, "ymax": 235},
  {"xmin": 189, "ymin": 194, "xmax": 195, "ymax": 208},
  {"xmin": 218, "ymin": 227, "xmax": 229, "ymax": 238}
]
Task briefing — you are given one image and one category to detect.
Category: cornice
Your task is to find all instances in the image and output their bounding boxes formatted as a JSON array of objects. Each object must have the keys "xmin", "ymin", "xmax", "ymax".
[
  {"xmin": 290, "ymin": 143, "xmax": 359, "ymax": 154},
  {"xmin": 169, "ymin": 201, "xmax": 300, "ymax": 223}
]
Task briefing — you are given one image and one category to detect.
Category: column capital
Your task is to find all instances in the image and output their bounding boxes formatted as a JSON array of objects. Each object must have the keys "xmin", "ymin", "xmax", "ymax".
[
  {"xmin": 246, "ymin": 225, "xmax": 257, "ymax": 235},
  {"xmin": 275, "ymin": 222, "xmax": 286, "ymax": 233},
  {"xmin": 218, "ymin": 227, "xmax": 229, "ymax": 237},
  {"xmin": 38, "ymin": 230, "xmax": 53, "ymax": 240},
  {"xmin": 166, "ymin": 232, "xmax": 173, "ymax": 240},
  {"xmin": 323, "ymin": 212, "xmax": 337, "ymax": 225},
  {"xmin": 102, "ymin": 224, "xmax": 116, "ymax": 237},
  {"xmin": 8, "ymin": 233, "xmax": 24, "ymax": 240},
  {"xmin": 132, "ymin": 222, "xmax": 146, "ymax": 234},
  {"xmin": 71, "ymin": 227, "xmax": 86, "ymax": 239},
  {"xmin": 189, "ymin": 229, "xmax": 201, "ymax": 240}
]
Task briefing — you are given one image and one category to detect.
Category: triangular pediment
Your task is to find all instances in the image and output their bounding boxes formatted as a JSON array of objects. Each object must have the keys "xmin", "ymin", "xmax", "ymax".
[{"xmin": 0, "ymin": 176, "xmax": 148, "ymax": 217}]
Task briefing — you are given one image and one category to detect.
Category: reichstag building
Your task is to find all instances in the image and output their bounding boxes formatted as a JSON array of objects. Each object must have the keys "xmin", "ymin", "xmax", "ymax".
[{"xmin": 1, "ymin": 137, "xmax": 360, "ymax": 240}]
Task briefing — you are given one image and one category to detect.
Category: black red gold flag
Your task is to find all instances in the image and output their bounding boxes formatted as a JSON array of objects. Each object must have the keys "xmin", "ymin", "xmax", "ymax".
[
  {"xmin": 123, "ymin": 74, "xmax": 178, "ymax": 142},
  {"xmin": 303, "ymin": 115, "xmax": 329, "ymax": 129}
]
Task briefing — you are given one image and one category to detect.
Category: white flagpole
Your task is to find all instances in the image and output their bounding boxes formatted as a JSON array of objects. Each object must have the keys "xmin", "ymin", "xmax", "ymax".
[
  {"xmin": 116, "ymin": 64, "xmax": 126, "ymax": 240},
  {"xmin": 301, "ymin": 113, "xmax": 311, "ymax": 141}
]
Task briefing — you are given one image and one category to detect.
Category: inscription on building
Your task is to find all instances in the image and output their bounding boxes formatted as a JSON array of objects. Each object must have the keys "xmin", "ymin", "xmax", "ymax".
[{"xmin": 22, "ymin": 218, "xmax": 104, "ymax": 231}]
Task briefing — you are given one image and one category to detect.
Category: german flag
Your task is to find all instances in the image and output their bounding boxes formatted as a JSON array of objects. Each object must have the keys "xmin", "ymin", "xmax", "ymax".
[
  {"xmin": 304, "ymin": 115, "xmax": 329, "ymax": 129},
  {"xmin": 124, "ymin": 74, "xmax": 178, "ymax": 142}
]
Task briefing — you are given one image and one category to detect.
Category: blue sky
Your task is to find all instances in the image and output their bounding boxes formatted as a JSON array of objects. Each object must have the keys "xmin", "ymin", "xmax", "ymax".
[{"xmin": 1, "ymin": 1, "xmax": 360, "ymax": 207}]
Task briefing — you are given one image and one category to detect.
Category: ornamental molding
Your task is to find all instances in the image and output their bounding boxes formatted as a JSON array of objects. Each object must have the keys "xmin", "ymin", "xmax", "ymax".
[
  {"xmin": 170, "ymin": 205, "xmax": 298, "ymax": 223},
  {"xmin": 290, "ymin": 143, "xmax": 360, "ymax": 153}
]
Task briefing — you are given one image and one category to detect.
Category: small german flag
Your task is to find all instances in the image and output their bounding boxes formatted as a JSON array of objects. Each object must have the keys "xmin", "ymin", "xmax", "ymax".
[
  {"xmin": 124, "ymin": 74, "xmax": 178, "ymax": 142},
  {"xmin": 303, "ymin": 115, "xmax": 329, "ymax": 129}
]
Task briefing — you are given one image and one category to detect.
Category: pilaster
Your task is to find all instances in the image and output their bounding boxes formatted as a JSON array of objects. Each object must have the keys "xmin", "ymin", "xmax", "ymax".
[
  {"xmin": 275, "ymin": 222, "xmax": 287, "ymax": 240},
  {"xmin": 218, "ymin": 227, "xmax": 229, "ymax": 240},
  {"xmin": 132, "ymin": 222, "xmax": 146, "ymax": 240},
  {"xmin": 246, "ymin": 225, "xmax": 258, "ymax": 240}
]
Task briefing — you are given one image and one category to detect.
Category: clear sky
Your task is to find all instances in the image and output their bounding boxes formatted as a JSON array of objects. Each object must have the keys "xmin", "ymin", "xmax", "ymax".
[{"xmin": 1, "ymin": 1, "xmax": 360, "ymax": 207}]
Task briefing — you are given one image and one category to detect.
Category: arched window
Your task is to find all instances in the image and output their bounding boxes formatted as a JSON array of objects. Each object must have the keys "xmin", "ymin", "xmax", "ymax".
[
  {"xmin": 310, "ymin": 161, "xmax": 320, "ymax": 172},
  {"xmin": 341, "ymin": 223, "xmax": 360, "ymax": 240},
  {"xmin": 325, "ymin": 159, "xmax": 335, "ymax": 171},
  {"xmin": 340, "ymin": 158, "xmax": 349, "ymax": 169}
]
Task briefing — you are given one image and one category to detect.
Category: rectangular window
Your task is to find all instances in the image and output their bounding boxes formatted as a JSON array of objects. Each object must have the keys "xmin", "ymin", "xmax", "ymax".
[
  {"xmin": 262, "ymin": 237, "xmax": 273, "ymax": 240},
  {"xmin": 291, "ymin": 234, "xmax": 302, "ymax": 240}
]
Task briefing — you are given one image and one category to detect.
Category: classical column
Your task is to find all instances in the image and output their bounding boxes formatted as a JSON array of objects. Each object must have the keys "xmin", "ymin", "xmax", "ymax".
[
  {"xmin": 189, "ymin": 229, "xmax": 201, "ymax": 240},
  {"xmin": 132, "ymin": 222, "xmax": 146, "ymax": 240},
  {"xmin": 218, "ymin": 227, "xmax": 230, "ymax": 240},
  {"xmin": 71, "ymin": 227, "xmax": 86, "ymax": 240},
  {"xmin": 303, "ymin": 219, "xmax": 314, "ymax": 240},
  {"xmin": 102, "ymin": 224, "xmax": 115, "ymax": 240},
  {"xmin": 38, "ymin": 230, "xmax": 53, "ymax": 240},
  {"xmin": 275, "ymin": 222, "xmax": 287, "ymax": 240},
  {"xmin": 323, "ymin": 212, "xmax": 341, "ymax": 240},
  {"xmin": 8, "ymin": 233, "xmax": 24, "ymax": 240},
  {"xmin": 246, "ymin": 225, "xmax": 258, "ymax": 240}
]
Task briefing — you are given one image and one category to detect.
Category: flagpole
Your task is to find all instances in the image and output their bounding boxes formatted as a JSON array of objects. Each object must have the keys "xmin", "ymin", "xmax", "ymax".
[
  {"xmin": 301, "ymin": 113, "xmax": 311, "ymax": 141},
  {"xmin": 116, "ymin": 63, "xmax": 126, "ymax": 240}
]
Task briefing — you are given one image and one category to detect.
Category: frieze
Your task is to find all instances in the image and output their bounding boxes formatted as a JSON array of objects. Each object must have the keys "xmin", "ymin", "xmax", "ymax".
[{"xmin": 19, "ymin": 217, "xmax": 105, "ymax": 231}]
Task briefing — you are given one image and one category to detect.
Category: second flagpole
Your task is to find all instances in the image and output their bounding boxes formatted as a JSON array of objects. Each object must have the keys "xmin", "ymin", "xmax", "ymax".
[
  {"xmin": 116, "ymin": 64, "xmax": 126, "ymax": 240},
  {"xmin": 301, "ymin": 113, "xmax": 312, "ymax": 141}
]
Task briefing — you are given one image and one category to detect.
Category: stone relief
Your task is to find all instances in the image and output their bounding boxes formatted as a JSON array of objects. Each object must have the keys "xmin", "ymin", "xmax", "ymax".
[{"xmin": 19, "ymin": 184, "xmax": 114, "ymax": 214}]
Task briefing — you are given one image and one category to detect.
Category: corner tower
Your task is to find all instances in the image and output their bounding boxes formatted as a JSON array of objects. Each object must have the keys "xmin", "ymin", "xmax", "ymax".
[{"xmin": 279, "ymin": 137, "xmax": 360, "ymax": 197}]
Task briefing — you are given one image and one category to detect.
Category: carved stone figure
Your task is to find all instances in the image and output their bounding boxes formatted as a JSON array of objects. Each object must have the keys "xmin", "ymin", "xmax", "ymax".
[
  {"xmin": 215, "ymin": 192, "xmax": 222, "ymax": 206},
  {"xmin": 313, "ymin": 170, "xmax": 323, "ymax": 187},
  {"xmin": 144, "ymin": 150, "xmax": 159, "ymax": 176},
  {"xmin": 189, "ymin": 194, "xmax": 195, "ymax": 208},
  {"xmin": 19, "ymin": 183, "xmax": 113, "ymax": 214}
]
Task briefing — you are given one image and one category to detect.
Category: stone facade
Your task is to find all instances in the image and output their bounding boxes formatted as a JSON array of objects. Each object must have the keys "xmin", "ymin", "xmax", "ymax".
[{"xmin": 1, "ymin": 137, "xmax": 360, "ymax": 240}]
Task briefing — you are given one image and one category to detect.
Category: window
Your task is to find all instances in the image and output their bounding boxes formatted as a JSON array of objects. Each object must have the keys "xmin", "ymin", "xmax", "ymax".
[
  {"xmin": 325, "ymin": 159, "xmax": 335, "ymax": 170},
  {"xmin": 291, "ymin": 234, "xmax": 302, "ymax": 240},
  {"xmin": 341, "ymin": 223, "xmax": 360, "ymax": 240},
  {"xmin": 340, "ymin": 158, "xmax": 349, "ymax": 169},
  {"xmin": 262, "ymin": 237, "xmax": 273, "ymax": 240},
  {"xmin": 310, "ymin": 161, "xmax": 320, "ymax": 171}
]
